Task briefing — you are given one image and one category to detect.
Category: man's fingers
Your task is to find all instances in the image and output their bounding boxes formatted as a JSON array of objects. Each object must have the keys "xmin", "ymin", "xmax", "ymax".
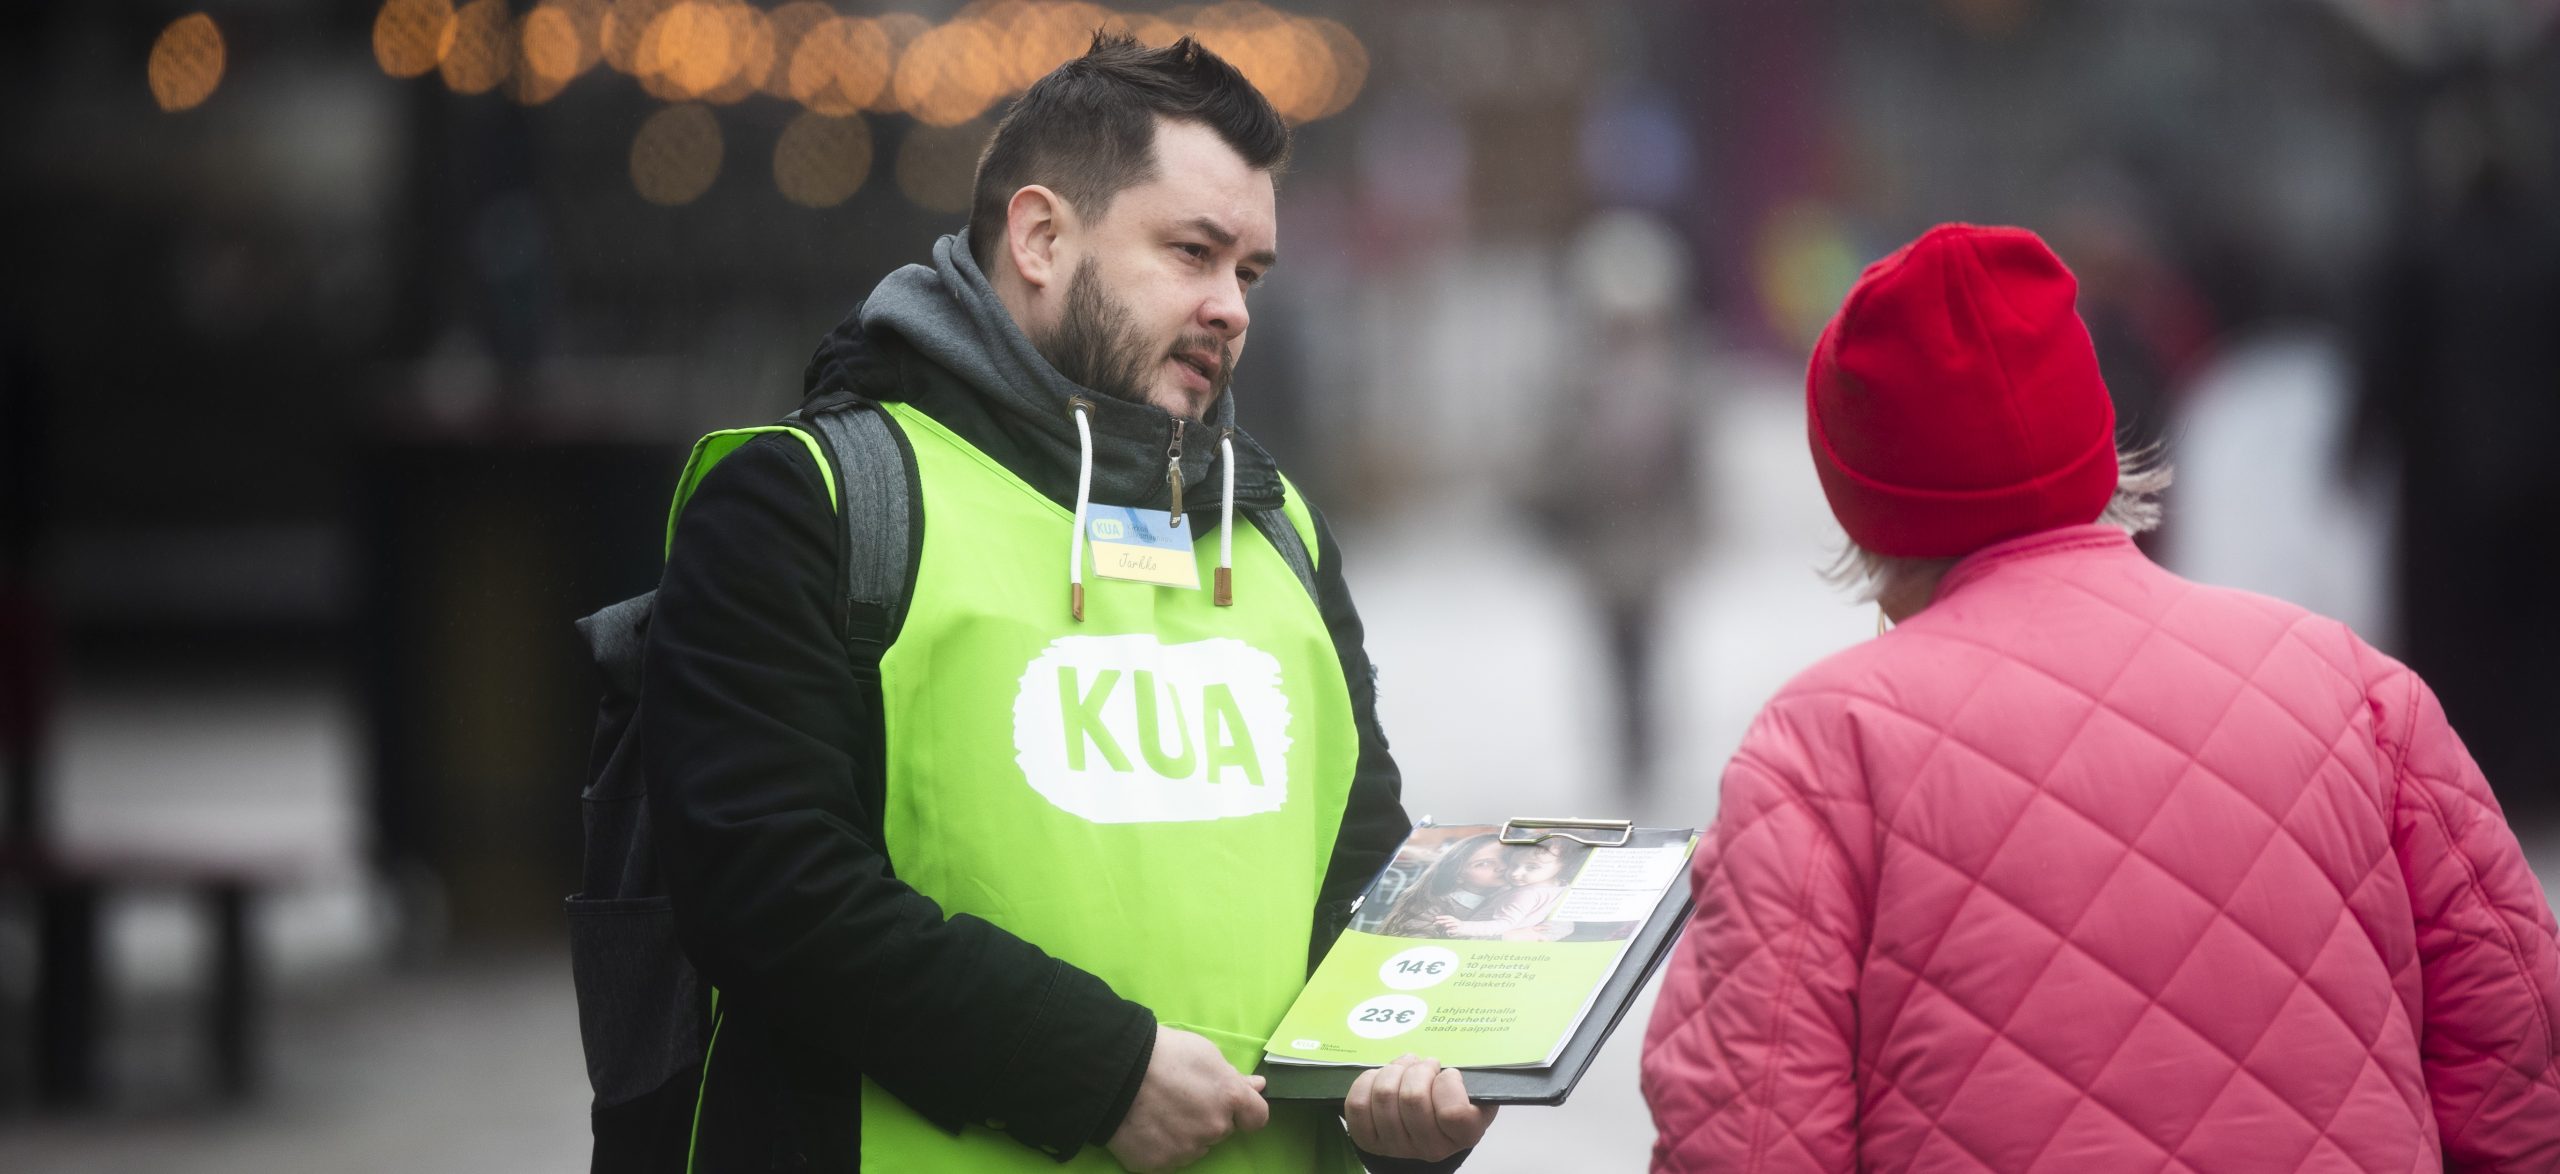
[
  {"xmin": 1432, "ymin": 1064, "xmax": 1492, "ymax": 1148},
  {"xmin": 1340, "ymin": 1056, "xmax": 1498, "ymax": 1161},
  {"xmin": 1343, "ymin": 1067, "xmax": 1383, "ymax": 1152},
  {"xmin": 1232, "ymin": 1079, "xmax": 1272, "ymax": 1133},
  {"xmin": 1394, "ymin": 1057, "xmax": 1442, "ymax": 1151},
  {"xmin": 1357, "ymin": 1059, "xmax": 1415, "ymax": 1155},
  {"xmin": 1380, "ymin": 1056, "xmax": 1429, "ymax": 1155}
]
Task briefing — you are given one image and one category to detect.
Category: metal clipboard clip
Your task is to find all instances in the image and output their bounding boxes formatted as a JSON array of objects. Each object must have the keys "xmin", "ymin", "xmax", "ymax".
[{"xmin": 1499, "ymin": 817, "xmax": 1634, "ymax": 848}]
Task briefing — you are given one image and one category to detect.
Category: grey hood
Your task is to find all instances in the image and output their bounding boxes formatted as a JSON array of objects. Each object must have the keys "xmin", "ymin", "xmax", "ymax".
[{"xmin": 855, "ymin": 232, "xmax": 1285, "ymax": 515}]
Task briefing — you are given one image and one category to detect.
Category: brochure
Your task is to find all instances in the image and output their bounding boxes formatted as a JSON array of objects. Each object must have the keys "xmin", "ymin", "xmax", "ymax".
[{"xmin": 1263, "ymin": 822, "xmax": 1698, "ymax": 1071}]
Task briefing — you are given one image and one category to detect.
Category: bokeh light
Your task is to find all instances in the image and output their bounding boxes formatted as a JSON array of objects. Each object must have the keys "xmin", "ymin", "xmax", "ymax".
[
  {"xmin": 698, "ymin": 2, "xmax": 776, "ymax": 104},
  {"xmin": 874, "ymin": 12, "xmax": 933, "ymax": 51},
  {"xmin": 1181, "ymin": 4, "xmax": 1345, "ymax": 124},
  {"xmin": 1304, "ymin": 16, "xmax": 1366, "ymax": 120},
  {"xmin": 868, "ymin": 13, "xmax": 932, "ymax": 112},
  {"xmin": 368, "ymin": 2, "xmax": 1367, "ymax": 125},
  {"xmin": 774, "ymin": 112, "xmax": 874, "ymax": 208},
  {"xmin": 1753, "ymin": 201, "xmax": 1862, "ymax": 350},
  {"xmin": 374, "ymin": 0, "xmax": 459, "ymax": 79},
  {"xmin": 1109, "ymin": 11, "xmax": 1183, "ymax": 49},
  {"xmin": 555, "ymin": 0, "xmax": 611, "ymax": 73},
  {"xmin": 601, "ymin": 0, "xmax": 671, "ymax": 75},
  {"xmin": 789, "ymin": 16, "xmax": 892, "ymax": 117},
  {"xmin": 630, "ymin": 102, "xmax": 725, "ymax": 206},
  {"xmin": 1003, "ymin": 1, "xmax": 1112, "ymax": 90},
  {"xmin": 148, "ymin": 14, "xmax": 226, "ymax": 113},
  {"xmin": 758, "ymin": 1, "xmax": 834, "ymax": 99},
  {"xmin": 440, "ymin": 0, "xmax": 517, "ymax": 95},
  {"xmin": 896, "ymin": 119, "xmax": 993, "ymax": 214},
  {"xmin": 891, "ymin": 17, "xmax": 1005, "ymax": 127},
  {"xmin": 512, "ymin": 3, "xmax": 583, "ymax": 104},
  {"xmin": 636, "ymin": 2, "xmax": 736, "ymax": 100}
]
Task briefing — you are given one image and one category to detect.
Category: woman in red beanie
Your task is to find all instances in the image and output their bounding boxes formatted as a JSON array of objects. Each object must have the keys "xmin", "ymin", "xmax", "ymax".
[{"xmin": 1640, "ymin": 223, "xmax": 2560, "ymax": 1172}]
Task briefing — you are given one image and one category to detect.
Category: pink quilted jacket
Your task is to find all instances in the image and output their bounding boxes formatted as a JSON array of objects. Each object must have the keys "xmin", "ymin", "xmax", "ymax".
[{"xmin": 1642, "ymin": 525, "xmax": 2560, "ymax": 1172}]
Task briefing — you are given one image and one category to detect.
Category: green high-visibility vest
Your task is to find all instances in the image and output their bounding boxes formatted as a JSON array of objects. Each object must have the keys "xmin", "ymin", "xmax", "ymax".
[{"xmin": 857, "ymin": 402, "xmax": 1365, "ymax": 1172}]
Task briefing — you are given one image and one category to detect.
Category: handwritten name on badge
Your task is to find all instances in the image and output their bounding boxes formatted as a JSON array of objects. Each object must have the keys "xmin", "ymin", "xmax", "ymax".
[{"xmin": 1087, "ymin": 505, "xmax": 1199, "ymax": 589}]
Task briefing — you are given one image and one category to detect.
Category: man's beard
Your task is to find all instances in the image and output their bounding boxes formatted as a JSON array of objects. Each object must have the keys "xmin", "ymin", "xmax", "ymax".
[{"xmin": 1037, "ymin": 258, "xmax": 1233, "ymax": 418}]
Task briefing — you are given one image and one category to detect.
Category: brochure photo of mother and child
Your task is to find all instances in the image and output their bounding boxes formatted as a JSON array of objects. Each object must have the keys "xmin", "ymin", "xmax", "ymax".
[{"xmin": 1350, "ymin": 826, "xmax": 1681, "ymax": 944}]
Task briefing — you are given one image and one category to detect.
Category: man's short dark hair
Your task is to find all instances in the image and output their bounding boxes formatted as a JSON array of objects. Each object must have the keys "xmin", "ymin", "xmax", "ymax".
[{"xmin": 968, "ymin": 34, "xmax": 1291, "ymax": 272}]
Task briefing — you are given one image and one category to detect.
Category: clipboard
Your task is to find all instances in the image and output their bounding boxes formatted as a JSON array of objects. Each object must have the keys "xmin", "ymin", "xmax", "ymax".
[{"xmin": 1257, "ymin": 818, "xmax": 1699, "ymax": 1106}]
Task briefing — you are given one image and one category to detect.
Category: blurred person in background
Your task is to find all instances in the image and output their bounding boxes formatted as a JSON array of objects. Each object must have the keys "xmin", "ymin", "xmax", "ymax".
[
  {"xmin": 1525, "ymin": 211, "xmax": 1707, "ymax": 793},
  {"xmin": 640, "ymin": 35, "xmax": 1487, "ymax": 1174},
  {"xmin": 1641, "ymin": 224, "xmax": 2560, "ymax": 1171}
]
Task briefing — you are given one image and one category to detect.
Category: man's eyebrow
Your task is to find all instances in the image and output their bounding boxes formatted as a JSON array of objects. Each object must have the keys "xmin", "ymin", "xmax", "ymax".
[{"xmin": 1180, "ymin": 216, "xmax": 1277, "ymax": 270}]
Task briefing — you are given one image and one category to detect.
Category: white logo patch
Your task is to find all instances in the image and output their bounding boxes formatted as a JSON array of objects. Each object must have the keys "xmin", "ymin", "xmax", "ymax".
[{"xmin": 1012, "ymin": 634, "xmax": 1293, "ymax": 823}]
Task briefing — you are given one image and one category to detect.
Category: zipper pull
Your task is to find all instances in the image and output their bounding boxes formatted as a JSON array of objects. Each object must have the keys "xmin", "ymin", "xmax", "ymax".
[{"xmin": 1166, "ymin": 418, "xmax": 1186, "ymax": 527}]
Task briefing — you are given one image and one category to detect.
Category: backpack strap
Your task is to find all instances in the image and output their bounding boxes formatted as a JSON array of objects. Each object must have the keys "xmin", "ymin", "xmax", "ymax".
[
  {"xmin": 787, "ymin": 397, "xmax": 919, "ymax": 650},
  {"xmin": 1243, "ymin": 472, "xmax": 1321, "ymax": 603},
  {"xmin": 644, "ymin": 401, "xmax": 918, "ymax": 658}
]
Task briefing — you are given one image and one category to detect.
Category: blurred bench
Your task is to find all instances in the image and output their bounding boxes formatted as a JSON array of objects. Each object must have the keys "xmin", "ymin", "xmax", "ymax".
[{"xmin": 0, "ymin": 840, "xmax": 296, "ymax": 1104}]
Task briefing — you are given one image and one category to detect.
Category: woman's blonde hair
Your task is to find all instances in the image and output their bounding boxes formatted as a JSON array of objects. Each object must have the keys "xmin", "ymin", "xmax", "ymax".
[{"xmin": 1822, "ymin": 445, "xmax": 2172, "ymax": 604}]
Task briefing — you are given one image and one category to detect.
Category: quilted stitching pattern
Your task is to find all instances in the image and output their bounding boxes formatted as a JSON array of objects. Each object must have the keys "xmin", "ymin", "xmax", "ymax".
[{"xmin": 1643, "ymin": 526, "xmax": 2560, "ymax": 1172}]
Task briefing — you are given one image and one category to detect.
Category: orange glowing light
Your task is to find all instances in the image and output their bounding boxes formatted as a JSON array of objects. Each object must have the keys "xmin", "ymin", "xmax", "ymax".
[
  {"xmin": 948, "ymin": 1, "xmax": 1028, "ymax": 91},
  {"xmin": 519, "ymin": 5, "xmax": 582, "ymax": 80},
  {"xmin": 517, "ymin": 0, "xmax": 607, "ymax": 93},
  {"xmin": 601, "ymin": 0, "xmax": 672, "ymax": 74},
  {"xmin": 875, "ymin": 11, "xmax": 932, "ymax": 50},
  {"xmin": 148, "ymin": 14, "xmax": 225, "ymax": 113},
  {"xmin": 1113, "ymin": 13, "xmax": 1182, "ymax": 48},
  {"xmin": 774, "ymin": 112, "xmax": 874, "ymax": 208},
  {"xmin": 892, "ymin": 18, "xmax": 1005, "ymax": 128},
  {"xmin": 1219, "ymin": 12, "xmax": 1331, "ymax": 122},
  {"xmin": 440, "ymin": 0, "xmax": 516, "ymax": 94},
  {"xmin": 1186, "ymin": 4, "xmax": 1323, "ymax": 120},
  {"xmin": 868, "ymin": 12, "xmax": 932, "ymax": 112},
  {"xmin": 897, "ymin": 119, "xmax": 994, "ymax": 214},
  {"xmin": 517, "ymin": 4, "xmax": 583, "ymax": 86},
  {"xmin": 1006, "ymin": 1, "xmax": 1111, "ymax": 90},
  {"xmin": 636, "ymin": 2, "xmax": 740, "ymax": 100},
  {"xmin": 1268, "ymin": 16, "xmax": 1339, "ymax": 123},
  {"xmin": 758, "ymin": 2, "xmax": 833, "ymax": 98},
  {"xmin": 374, "ymin": 0, "xmax": 458, "ymax": 79},
  {"xmin": 631, "ymin": 103, "xmax": 724, "ymax": 206},
  {"xmin": 1160, "ymin": 4, "xmax": 1207, "ymax": 39},
  {"xmin": 1304, "ymin": 16, "xmax": 1366, "ymax": 120},
  {"xmin": 789, "ymin": 17, "xmax": 892, "ymax": 117},
  {"xmin": 698, "ymin": 3, "xmax": 774, "ymax": 104}
]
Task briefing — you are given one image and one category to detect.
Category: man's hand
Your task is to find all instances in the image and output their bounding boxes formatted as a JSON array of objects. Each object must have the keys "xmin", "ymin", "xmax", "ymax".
[
  {"xmin": 1107, "ymin": 1027, "xmax": 1271, "ymax": 1172},
  {"xmin": 1344, "ymin": 1054, "xmax": 1497, "ymax": 1161}
]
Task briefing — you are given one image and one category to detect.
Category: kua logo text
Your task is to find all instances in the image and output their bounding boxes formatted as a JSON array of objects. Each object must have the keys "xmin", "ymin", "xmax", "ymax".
[{"xmin": 1012, "ymin": 634, "xmax": 1293, "ymax": 823}]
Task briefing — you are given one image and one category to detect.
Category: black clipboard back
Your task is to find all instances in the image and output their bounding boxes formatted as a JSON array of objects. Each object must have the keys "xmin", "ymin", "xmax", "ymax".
[{"xmin": 1257, "ymin": 824, "xmax": 1698, "ymax": 1107}]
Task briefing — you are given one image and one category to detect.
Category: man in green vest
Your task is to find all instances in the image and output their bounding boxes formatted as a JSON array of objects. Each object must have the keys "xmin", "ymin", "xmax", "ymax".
[{"xmin": 643, "ymin": 33, "xmax": 1493, "ymax": 1174}]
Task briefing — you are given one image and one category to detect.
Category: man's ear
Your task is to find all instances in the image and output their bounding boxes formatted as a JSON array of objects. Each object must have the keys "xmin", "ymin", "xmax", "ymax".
[{"xmin": 1005, "ymin": 185, "xmax": 1071, "ymax": 291}]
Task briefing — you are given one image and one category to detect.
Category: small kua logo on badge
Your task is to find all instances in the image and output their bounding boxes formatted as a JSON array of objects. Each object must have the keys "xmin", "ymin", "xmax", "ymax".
[{"xmin": 1013, "ymin": 634, "xmax": 1293, "ymax": 823}]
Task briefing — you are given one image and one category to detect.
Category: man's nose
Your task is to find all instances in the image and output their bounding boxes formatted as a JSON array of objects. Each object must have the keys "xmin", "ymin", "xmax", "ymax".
[{"xmin": 1201, "ymin": 282, "xmax": 1249, "ymax": 342}]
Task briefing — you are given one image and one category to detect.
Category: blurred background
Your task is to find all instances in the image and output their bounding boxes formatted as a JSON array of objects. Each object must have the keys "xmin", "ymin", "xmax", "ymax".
[{"xmin": 5, "ymin": 0, "xmax": 2559, "ymax": 1169}]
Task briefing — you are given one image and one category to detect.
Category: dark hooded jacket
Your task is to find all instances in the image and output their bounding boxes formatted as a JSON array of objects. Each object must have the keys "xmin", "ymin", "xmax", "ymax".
[{"xmin": 640, "ymin": 235, "xmax": 1439, "ymax": 1172}]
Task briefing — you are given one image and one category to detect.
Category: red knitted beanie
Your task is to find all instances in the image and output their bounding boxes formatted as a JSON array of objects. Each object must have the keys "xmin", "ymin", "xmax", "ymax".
[{"xmin": 1806, "ymin": 223, "xmax": 2119, "ymax": 559}]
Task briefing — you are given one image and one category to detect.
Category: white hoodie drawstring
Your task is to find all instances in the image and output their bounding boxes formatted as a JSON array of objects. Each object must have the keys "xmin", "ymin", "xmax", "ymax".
[
  {"xmin": 1069, "ymin": 397, "xmax": 1095, "ymax": 621},
  {"xmin": 1216, "ymin": 430, "xmax": 1236, "ymax": 607}
]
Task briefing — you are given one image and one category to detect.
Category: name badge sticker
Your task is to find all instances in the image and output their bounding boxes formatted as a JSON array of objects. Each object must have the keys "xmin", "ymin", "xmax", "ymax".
[{"xmin": 1088, "ymin": 506, "xmax": 1200, "ymax": 589}]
